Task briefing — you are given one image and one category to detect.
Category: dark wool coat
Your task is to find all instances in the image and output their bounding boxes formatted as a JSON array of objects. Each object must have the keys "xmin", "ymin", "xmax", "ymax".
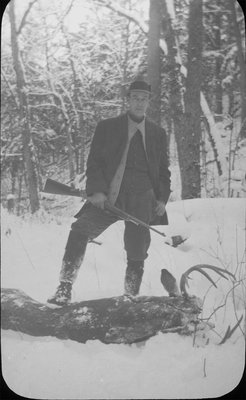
[{"xmin": 76, "ymin": 113, "xmax": 171, "ymax": 225}]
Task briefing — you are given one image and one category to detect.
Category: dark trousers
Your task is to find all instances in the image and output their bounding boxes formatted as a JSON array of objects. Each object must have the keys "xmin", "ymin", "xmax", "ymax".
[{"xmin": 71, "ymin": 189, "xmax": 156, "ymax": 261}]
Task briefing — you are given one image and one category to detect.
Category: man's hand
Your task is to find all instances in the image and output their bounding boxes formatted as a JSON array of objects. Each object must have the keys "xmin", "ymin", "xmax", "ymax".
[
  {"xmin": 87, "ymin": 192, "xmax": 107, "ymax": 209},
  {"xmin": 155, "ymin": 200, "xmax": 166, "ymax": 216}
]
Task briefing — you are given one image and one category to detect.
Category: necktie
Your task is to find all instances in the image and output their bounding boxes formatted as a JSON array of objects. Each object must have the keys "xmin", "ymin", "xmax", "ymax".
[{"xmin": 107, "ymin": 129, "xmax": 140, "ymax": 205}]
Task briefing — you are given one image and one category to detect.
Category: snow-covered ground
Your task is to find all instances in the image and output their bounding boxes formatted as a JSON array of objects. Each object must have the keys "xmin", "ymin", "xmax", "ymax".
[{"xmin": 1, "ymin": 198, "xmax": 245, "ymax": 399}]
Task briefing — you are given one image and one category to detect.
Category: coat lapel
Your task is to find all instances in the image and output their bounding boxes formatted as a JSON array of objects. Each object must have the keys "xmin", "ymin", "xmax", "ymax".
[
  {"xmin": 144, "ymin": 118, "xmax": 154, "ymax": 161},
  {"xmin": 144, "ymin": 118, "xmax": 159, "ymax": 197},
  {"xmin": 118, "ymin": 113, "xmax": 128, "ymax": 141}
]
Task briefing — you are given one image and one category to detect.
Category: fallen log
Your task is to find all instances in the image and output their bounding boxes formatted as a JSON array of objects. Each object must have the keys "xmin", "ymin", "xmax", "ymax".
[{"xmin": 1, "ymin": 288, "xmax": 204, "ymax": 344}]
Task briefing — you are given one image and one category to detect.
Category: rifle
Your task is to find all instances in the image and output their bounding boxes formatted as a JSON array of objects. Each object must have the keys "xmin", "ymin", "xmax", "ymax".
[{"xmin": 42, "ymin": 178, "xmax": 185, "ymax": 247}]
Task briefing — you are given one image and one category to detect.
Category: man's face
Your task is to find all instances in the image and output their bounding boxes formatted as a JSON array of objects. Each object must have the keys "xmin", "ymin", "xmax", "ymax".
[{"xmin": 128, "ymin": 91, "xmax": 150, "ymax": 118}]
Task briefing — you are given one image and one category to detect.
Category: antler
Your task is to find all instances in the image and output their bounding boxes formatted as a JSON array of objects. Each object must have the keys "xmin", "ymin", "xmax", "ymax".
[{"xmin": 180, "ymin": 264, "xmax": 236, "ymax": 297}]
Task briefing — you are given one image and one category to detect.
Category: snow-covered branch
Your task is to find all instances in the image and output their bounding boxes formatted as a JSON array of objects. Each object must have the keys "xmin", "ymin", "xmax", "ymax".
[
  {"xmin": 95, "ymin": 0, "xmax": 148, "ymax": 34},
  {"xmin": 16, "ymin": 0, "xmax": 39, "ymax": 35},
  {"xmin": 1, "ymin": 67, "xmax": 19, "ymax": 108},
  {"xmin": 29, "ymin": 103, "xmax": 62, "ymax": 110},
  {"xmin": 99, "ymin": 0, "xmax": 168, "ymax": 54}
]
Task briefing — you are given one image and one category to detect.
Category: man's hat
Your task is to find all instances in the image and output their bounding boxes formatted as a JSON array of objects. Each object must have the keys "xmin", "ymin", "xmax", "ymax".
[{"xmin": 128, "ymin": 80, "xmax": 151, "ymax": 94}]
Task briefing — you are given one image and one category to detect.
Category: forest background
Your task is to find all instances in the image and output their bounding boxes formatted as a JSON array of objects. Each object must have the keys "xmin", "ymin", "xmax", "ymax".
[{"xmin": 1, "ymin": 0, "xmax": 245, "ymax": 215}]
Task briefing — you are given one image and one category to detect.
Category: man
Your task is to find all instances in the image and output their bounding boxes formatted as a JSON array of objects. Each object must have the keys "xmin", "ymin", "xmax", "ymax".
[{"xmin": 48, "ymin": 80, "xmax": 171, "ymax": 306}]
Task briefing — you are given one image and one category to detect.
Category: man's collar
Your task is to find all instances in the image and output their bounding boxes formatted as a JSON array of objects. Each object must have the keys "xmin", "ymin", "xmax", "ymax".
[{"xmin": 127, "ymin": 113, "xmax": 145, "ymax": 135}]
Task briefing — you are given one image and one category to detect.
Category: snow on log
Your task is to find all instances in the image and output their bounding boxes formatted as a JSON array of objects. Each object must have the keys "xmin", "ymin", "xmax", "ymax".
[{"xmin": 1, "ymin": 288, "xmax": 204, "ymax": 344}]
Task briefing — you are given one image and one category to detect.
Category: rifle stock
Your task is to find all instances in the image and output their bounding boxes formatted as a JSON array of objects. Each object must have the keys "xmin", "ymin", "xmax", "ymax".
[{"xmin": 43, "ymin": 178, "xmax": 84, "ymax": 197}]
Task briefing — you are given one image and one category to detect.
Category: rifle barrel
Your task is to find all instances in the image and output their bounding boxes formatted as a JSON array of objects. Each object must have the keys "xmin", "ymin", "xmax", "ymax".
[{"xmin": 105, "ymin": 203, "xmax": 167, "ymax": 238}]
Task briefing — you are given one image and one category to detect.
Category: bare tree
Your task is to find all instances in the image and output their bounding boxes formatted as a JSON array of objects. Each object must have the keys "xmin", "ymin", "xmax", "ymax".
[
  {"xmin": 58, "ymin": 17, "xmax": 85, "ymax": 175},
  {"xmin": 8, "ymin": 0, "xmax": 40, "ymax": 213}
]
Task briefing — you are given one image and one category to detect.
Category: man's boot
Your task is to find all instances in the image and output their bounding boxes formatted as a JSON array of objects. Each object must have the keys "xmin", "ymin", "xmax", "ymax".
[
  {"xmin": 47, "ymin": 230, "xmax": 88, "ymax": 306},
  {"xmin": 124, "ymin": 259, "xmax": 144, "ymax": 296}
]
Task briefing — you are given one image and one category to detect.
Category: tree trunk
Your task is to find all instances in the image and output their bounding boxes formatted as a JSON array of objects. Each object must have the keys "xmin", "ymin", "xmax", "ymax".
[
  {"xmin": 9, "ymin": 0, "xmax": 40, "ymax": 213},
  {"xmin": 227, "ymin": 0, "xmax": 246, "ymax": 136},
  {"xmin": 161, "ymin": 0, "xmax": 186, "ymax": 193},
  {"xmin": 147, "ymin": 0, "xmax": 161, "ymax": 125},
  {"xmin": 181, "ymin": 0, "xmax": 203, "ymax": 199},
  {"xmin": 215, "ymin": 2, "xmax": 223, "ymax": 115},
  {"xmin": 121, "ymin": 0, "xmax": 131, "ymax": 113},
  {"xmin": 1, "ymin": 288, "xmax": 203, "ymax": 345}
]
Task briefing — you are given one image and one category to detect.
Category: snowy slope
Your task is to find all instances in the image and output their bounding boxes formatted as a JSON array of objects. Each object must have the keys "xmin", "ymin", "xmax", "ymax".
[{"xmin": 1, "ymin": 198, "xmax": 245, "ymax": 399}]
